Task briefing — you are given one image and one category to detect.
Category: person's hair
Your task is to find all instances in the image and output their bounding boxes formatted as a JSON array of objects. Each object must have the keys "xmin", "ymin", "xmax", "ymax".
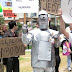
[
  {"xmin": 8, "ymin": 20, "xmax": 16, "ymax": 29},
  {"xmin": 49, "ymin": 25, "xmax": 57, "ymax": 31},
  {"xmin": 37, "ymin": 21, "xmax": 39, "ymax": 25}
]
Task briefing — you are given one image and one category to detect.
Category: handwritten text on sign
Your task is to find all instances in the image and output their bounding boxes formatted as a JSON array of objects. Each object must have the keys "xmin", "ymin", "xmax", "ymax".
[
  {"xmin": 0, "ymin": 37, "xmax": 25, "ymax": 58},
  {"xmin": 40, "ymin": 0, "xmax": 61, "ymax": 15},
  {"xmin": 12, "ymin": 0, "xmax": 38, "ymax": 13}
]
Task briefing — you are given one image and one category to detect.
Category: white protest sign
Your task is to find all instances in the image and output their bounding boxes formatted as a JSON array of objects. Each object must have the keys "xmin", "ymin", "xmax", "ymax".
[
  {"xmin": 12, "ymin": 0, "xmax": 39, "ymax": 13},
  {"xmin": 61, "ymin": 0, "xmax": 72, "ymax": 24}
]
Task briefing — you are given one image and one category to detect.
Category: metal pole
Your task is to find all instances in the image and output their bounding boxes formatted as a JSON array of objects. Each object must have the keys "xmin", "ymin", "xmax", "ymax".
[
  {"xmin": 31, "ymin": 15, "xmax": 33, "ymax": 29},
  {"xmin": 13, "ymin": 17, "xmax": 15, "ymax": 21},
  {"xmin": 55, "ymin": 16, "xmax": 57, "ymax": 26}
]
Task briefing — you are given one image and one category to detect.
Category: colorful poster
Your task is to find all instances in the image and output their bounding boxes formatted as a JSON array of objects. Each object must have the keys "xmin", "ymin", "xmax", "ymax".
[
  {"xmin": 12, "ymin": 0, "xmax": 39, "ymax": 13},
  {"xmin": 2, "ymin": 0, "xmax": 12, "ymax": 10},
  {"xmin": 0, "ymin": 0, "xmax": 3, "ymax": 15},
  {"xmin": 63, "ymin": 42, "xmax": 70, "ymax": 56},
  {"xmin": 2, "ymin": 0, "xmax": 16, "ymax": 17},
  {"xmin": 3, "ymin": 10, "xmax": 16, "ymax": 17}
]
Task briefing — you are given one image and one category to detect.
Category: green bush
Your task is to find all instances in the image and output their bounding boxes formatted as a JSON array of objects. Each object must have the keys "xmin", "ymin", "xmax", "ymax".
[
  {"xmin": 26, "ymin": 45, "xmax": 32, "ymax": 49},
  {"xmin": 0, "ymin": 15, "xmax": 5, "ymax": 24},
  {"xmin": 17, "ymin": 22, "xmax": 22, "ymax": 30}
]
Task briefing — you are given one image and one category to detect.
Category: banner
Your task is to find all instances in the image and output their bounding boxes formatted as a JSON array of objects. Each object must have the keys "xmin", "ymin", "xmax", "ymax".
[
  {"xmin": 40, "ymin": 0, "xmax": 61, "ymax": 15},
  {"xmin": 2, "ymin": 0, "xmax": 16, "ymax": 17},
  {"xmin": 0, "ymin": 37, "xmax": 25, "ymax": 58},
  {"xmin": 61, "ymin": 0, "xmax": 72, "ymax": 24},
  {"xmin": 12, "ymin": 0, "xmax": 39, "ymax": 13}
]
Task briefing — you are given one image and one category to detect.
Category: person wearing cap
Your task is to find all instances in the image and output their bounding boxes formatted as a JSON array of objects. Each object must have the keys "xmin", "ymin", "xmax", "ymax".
[{"xmin": 22, "ymin": 10, "xmax": 55, "ymax": 72}]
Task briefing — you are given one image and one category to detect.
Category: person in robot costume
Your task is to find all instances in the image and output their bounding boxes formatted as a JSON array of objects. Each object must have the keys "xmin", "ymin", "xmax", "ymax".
[{"xmin": 22, "ymin": 10, "xmax": 55, "ymax": 72}]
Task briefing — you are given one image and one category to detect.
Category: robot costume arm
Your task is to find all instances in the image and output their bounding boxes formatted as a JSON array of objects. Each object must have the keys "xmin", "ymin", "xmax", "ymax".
[
  {"xmin": 21, "ymin": 24, "xmax": 33, "ymax": 45},
  {"xmin": 48, "ymin": 29, "xmax": 61, "ymax": 48},
  {"xmin": 22, "ymin": 33, "xmax": 33, "ymax": 45},
  {"xmin": 53, "ymin": 34, "xmax": 61, "ymax": 48}
]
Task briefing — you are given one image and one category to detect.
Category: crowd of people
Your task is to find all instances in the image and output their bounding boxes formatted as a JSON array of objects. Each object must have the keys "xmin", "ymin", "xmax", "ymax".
[{"xmin": 0, "ymin": 9, "xmax": 72, "ymax": 72}]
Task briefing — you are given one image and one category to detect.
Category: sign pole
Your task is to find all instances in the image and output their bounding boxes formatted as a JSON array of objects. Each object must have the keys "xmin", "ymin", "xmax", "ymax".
[
  {"xmin": 14, "ymin": 17, "xmax": 15, "ymax": 21},
  {"xmin": 24, "ymin": 13, "xmax": 26, "ymax": 24},
  {"xmin": 55, "ymin": 16, "xmax": 57, "ymax": 26}
]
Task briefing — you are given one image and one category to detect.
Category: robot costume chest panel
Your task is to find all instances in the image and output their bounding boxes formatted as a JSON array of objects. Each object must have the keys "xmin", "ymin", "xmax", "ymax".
[{"xmin": 38, "ymin": 31, "xmax": 52, "ymax": 61}]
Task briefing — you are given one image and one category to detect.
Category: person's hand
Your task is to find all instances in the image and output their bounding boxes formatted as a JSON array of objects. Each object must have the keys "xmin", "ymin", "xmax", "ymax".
[
  {"xmin": 70, "ymin": 51, "xmax": 72, "ymax": 54},
  {"xmin": 58, "ymin": 8, "xmax": 62, "ymax": 16},
  {"xmin": 68, "ymin": 48, "xmax": 71, "ymax": 53},
  {"xmin": 53, "ymin": 34, "xmax": 59, "ymax": 39},
  {"xmin": 28, "ymin": 27, "xmax": 32, "ymax": 31},
  {"xmin": 24, "ymin": 44, "xmax": 27, "ymax": 47}
]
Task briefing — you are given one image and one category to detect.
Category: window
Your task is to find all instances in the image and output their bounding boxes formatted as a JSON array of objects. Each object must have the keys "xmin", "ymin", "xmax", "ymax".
[
  {"xmin": 31, "ymin": 13, "xmax": 36, "ymax": 17},
  {"xmin": 26, "ymin": 13, "xmax": 28, "ymax": 17},
  {"xmin": 8, "ymin": 17, "xmax": 12, "ymax": 18}
]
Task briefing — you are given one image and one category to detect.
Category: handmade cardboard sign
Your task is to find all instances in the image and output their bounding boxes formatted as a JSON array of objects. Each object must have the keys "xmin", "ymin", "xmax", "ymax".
[
  {"xmin": 40, "ymin": 0, "xmax": 61, "ymax": 15},
  {"xmin": 0, "ymin": 49, "xmax": 1, "ymax": 58},
  {"xmin": 0, "ymin": 37, "xmax": 25, "ymax": 58},
  {"xmin": 63, "ymin": 42, "xmax": 70, "ymax": 56},
  {"xmin": 0, "ymin": 64, "xmax": 4, "ymax": 72},
  {"xmin": 40, "ymin": 0, "xmax": 46, "ymax": 10}
]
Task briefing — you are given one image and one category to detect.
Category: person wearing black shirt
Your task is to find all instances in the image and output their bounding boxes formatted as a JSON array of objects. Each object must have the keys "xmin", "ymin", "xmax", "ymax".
[{"xmin": 3, "ymin": 21, "xmax": 19, "ymax": 72}]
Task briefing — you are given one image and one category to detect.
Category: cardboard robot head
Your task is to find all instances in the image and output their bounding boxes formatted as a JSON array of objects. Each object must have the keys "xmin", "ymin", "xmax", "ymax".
[
  {"xmin": 22, "ymin": 24, "xmax": 27, "ymax": 34},
  {"xmin": 38, "ymin": 10, "xmax": 48, "ymax": 30}
]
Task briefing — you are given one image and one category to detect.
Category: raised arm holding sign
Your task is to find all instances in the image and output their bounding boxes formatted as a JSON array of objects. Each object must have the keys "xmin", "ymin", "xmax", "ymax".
[{"xmin": 58, "ymin": 8, "xmax": 72, "ymax": 71}]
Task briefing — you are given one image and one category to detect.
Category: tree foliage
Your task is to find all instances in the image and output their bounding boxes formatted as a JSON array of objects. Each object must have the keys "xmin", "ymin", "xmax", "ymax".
[
  {"xmin": 0, "ymin": 15, "xmax": 5, "ymax": 25},
  {"xmin": 17, "ymin": 22, "xmax": 22, "ymax": 30}
]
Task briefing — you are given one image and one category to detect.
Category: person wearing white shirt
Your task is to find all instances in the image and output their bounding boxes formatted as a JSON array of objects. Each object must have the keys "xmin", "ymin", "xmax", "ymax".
[{"xmin": 58, "ymin": 8, "xmax": 72, "ymax": 71}]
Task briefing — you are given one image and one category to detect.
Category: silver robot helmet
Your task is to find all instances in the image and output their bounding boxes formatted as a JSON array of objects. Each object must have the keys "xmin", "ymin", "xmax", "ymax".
[
  {"xmin": 22, "ymin": 24, "xmax": 27, "ymax": 34},
  {"xmin": 38, "ymin": 10, "xmax": 48, "ymax": 30}
]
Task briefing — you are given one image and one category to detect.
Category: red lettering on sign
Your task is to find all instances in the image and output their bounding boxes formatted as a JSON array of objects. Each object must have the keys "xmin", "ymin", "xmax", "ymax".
[{"xmin": 3, "ymin": 10, "xmax": 17, "ymax": 17}]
